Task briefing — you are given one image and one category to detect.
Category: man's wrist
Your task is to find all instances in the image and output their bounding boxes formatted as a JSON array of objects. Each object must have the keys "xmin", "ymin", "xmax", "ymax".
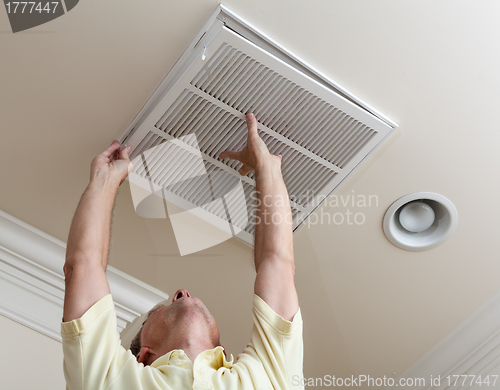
[
  {"xmin": 88, "ymin": 174, "xmax": 121, "ymax": 193},
  {"xmin": 255, "ymin": 158, "xmax": 282, "ymax": 182}
]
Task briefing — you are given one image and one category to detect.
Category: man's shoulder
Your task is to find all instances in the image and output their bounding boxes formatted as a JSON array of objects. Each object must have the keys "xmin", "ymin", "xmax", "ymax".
[
  {"xmin": 61, "ymin": 294, "xmax": 114, "ymax": 336},
  {"xmin": 253, "ymin": 293, "xmax": 302, "ymax": 334}
]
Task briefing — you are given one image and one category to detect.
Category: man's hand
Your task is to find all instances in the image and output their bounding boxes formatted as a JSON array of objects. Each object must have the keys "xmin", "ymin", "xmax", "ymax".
[
  {"xmin": 90, "ymin": 140, "xmax": 133, "ymax": 186},
  {"xmin": 219, "ymin": 113, "xmax": 281, "ymax": 177}
]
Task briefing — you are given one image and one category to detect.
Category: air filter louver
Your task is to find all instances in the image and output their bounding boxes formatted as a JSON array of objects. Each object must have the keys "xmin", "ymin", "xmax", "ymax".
[{"xmin": 121, "ymin": 5, "xmax": 397, "ymax": 247}]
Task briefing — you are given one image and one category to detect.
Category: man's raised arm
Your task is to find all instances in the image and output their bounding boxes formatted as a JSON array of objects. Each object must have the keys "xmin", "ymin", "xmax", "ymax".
[
  {"xmin": 63, "ymin": 141, "xmax": 132, "ymax": 322},
  {"xmin": 220, "ymin": 113, "xmax": 299, "ymax": 321}
]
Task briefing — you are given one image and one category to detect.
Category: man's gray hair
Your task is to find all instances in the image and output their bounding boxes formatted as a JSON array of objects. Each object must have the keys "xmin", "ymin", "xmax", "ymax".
[
  {"xmin": 130, "ymin": 301, "xmax": 168, "ymax": 358},
  {"xmin": 130, "ymin": 326, "xmax": 143, "ymax": 358}
]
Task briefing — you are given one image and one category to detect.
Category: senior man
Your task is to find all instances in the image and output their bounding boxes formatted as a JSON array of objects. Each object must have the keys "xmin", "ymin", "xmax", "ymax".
[{"xmin": 61, "ymin": 113, "xmax": 303, "ymax": 390}]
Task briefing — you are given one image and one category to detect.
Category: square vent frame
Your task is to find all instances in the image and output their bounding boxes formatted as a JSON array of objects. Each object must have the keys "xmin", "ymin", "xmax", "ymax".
[{"xmin": 120, "ymin": 4, "xmax": 398, "ymax": 247}]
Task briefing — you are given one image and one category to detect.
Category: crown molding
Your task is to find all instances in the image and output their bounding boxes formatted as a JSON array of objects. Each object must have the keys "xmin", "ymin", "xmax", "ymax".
[
  {"xmin": 387, "ymin": 290, "xmax": 500, "ymax": 389},
  {"xmin": 0, "ymin": 209, "xmax": 168, "ymax": 342}
]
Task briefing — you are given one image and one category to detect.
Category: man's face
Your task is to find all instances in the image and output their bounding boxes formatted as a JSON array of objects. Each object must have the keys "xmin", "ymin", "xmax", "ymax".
[{"xmin": 138, "ymin": 289, "xmax": 220, "ymax": 365}]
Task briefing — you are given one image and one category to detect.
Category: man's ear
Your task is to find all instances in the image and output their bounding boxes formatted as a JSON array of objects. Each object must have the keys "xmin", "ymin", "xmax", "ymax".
[{"xmin": 137, "ymin": 346, "xmax": 152, "ymax": 365}]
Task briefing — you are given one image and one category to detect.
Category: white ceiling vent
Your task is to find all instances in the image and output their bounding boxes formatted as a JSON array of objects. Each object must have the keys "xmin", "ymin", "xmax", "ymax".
[{"xmin": 120, "ymin": 5, "xmax": 398, "ymax": 247}]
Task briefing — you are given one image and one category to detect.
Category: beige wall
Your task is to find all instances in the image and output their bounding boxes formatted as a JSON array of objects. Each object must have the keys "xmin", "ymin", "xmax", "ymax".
[{"xmin": 0, "ymin": 315, "xmax": 65, "ymax": 389}]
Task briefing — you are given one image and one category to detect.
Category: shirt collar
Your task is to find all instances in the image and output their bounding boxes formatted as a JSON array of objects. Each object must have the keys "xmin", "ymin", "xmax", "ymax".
[{"xmin": 151, "ymin": 346, "xmax": 234, "ymax": 369}]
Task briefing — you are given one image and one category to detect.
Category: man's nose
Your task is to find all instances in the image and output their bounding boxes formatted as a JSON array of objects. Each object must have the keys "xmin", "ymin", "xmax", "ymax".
[{"xmin": 172, "ymin": 289, "xmax": 191, "ymax": 302}]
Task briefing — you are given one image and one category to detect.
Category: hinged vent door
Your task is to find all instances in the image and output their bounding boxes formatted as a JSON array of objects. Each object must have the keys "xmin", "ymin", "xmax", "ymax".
[{"xmin": 122, "ymin": 17, "xmax": 396, "ymax": 247}]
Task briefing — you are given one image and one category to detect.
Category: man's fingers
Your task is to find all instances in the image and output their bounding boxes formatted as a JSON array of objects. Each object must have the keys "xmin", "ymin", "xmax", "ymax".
[
  {"xmin": 118, "ymin": 146, "xmax": 133, "ymax": 175},
  {"xmin": 119, "ymin": 145, "xmax": 132, "ymax": 161},
  {"xmin": 238, "ymin": 164, "xmax": 252, "ymax": 176},
  {"xmin": 101, "ymin": 140, "xmax": 121, "ymax": 158},
  {"xmin": 120, "ymin": 146, "xmax": 133, "ymax": 174},
  {"xmin": 246, "ymin": 112, "xmax": 258, "ymax": 135},
  {"xmin": 219, "ymin": 150, "xmax": 241, "ymax": 161}
]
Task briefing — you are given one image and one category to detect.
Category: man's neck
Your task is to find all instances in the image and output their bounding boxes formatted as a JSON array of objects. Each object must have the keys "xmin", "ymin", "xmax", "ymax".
[{"xmin": 176, "ymin": 338, "xmax": 217, "ymax": 362}]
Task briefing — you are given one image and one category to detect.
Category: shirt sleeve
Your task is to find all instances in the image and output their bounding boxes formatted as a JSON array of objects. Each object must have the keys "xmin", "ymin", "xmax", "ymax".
[
  {"xmin": 61, "ymin": 294, "xmax": 142, "ymax": 390},
  {"xmin": 236, "ymin": 294, "xmax": 304, "ymax": 390}
]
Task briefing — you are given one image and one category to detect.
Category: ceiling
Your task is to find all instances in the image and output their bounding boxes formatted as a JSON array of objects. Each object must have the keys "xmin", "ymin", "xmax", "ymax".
[{"xmin": 2, "ymin": 0, "xmax": 500, "ymax": 384}]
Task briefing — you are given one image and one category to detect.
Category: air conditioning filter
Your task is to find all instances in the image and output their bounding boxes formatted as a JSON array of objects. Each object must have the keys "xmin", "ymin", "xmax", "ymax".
[{"xmin": 120, "ymin": 5, "xmax": 398, "ymax": 248}]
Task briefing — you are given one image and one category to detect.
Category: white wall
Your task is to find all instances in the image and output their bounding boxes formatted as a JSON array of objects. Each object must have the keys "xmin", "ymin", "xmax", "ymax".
[{"xmin": 0, "ymin": 315, "xmax": 66, "ymax": 389}]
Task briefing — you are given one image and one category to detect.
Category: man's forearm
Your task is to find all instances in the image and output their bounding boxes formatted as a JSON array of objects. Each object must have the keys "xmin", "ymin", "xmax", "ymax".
[
  {"xmin": 63, "ymin": 141, "xmax": 131, "ymax": 322},
  {"xmin": 65, "ymin": 177, "xmax": 119, "ymax": 271},
  {"xmin": 254, "ymin": 161, "xmax": 294, "ymax": 271},
  {"xmin": 220, "ymin": 114, "xmax": 298, "ymax": 320}
]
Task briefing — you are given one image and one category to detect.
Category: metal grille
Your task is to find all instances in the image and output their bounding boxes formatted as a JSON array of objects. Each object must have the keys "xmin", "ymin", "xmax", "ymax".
[
  {"xmin": 191, "ymin": 43, "xmax": 377, "ymax": 168},
  {"xmin": 155, "ymin": 90, "xmax": 337, "ymax": 208}
]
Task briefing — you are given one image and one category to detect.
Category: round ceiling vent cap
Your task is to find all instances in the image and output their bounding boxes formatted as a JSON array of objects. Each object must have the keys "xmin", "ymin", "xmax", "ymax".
[{"xmin": 383, "ymin": 192, "xmax": 458, "ymax": 251}]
